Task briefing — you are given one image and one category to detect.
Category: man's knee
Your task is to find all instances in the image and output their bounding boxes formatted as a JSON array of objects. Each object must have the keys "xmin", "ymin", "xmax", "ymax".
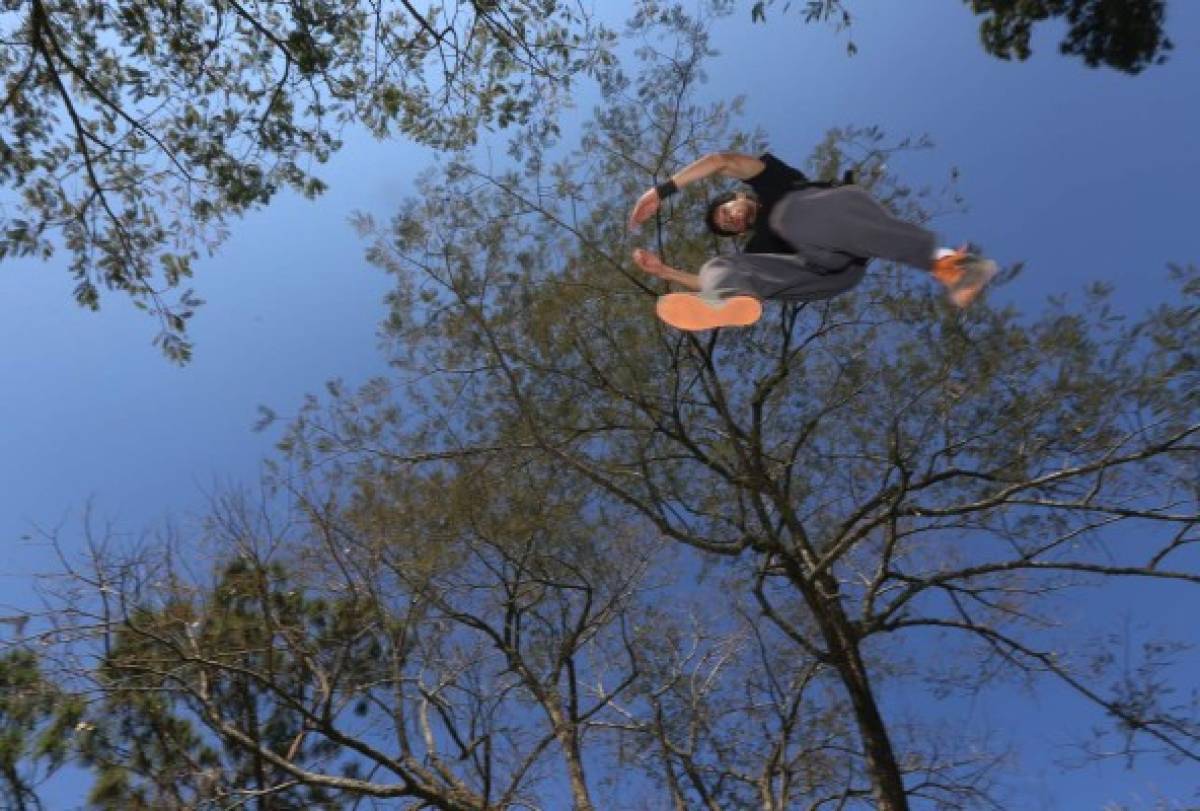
[
  {"xmin": 701, "ymin": 256, "xmax": 740, "ymax": 274},
  {"xmin": 698, "ymin": 255, "xmax": 751, "ymax": 295}
]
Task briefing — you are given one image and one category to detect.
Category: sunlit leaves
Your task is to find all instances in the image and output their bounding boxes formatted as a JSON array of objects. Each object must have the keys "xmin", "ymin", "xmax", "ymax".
[{"xmin": 0, "ymin": 0, "xmax": 616, "ymax": 360}]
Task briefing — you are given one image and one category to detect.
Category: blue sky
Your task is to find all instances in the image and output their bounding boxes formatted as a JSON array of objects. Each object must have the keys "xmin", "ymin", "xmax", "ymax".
[{"xmin": 2, "ymin": 1, "xmax": 1198, "ymax": 807}]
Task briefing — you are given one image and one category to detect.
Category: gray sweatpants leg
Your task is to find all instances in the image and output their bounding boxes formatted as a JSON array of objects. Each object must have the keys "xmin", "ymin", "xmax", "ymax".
[
  {"xmin": 696, "ymin": 186, "xmax": 937, "ymax": 301},
  {"xmin": 699, "ymin": 252, "xmax": 867, "ymax": 302},
  {"xmin": 771, "ymin": 186, "xmax": 937, "ymax": 270}
]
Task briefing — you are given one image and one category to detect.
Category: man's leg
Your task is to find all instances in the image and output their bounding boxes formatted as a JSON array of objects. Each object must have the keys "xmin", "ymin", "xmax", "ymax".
[
  {"xmin": 773, "ymin": 187, "xmax": 997, "ymax": 306},
  {"xmin": 699, "ymin": 253, "xmax": 867, "ymax": 302},
  {"xmin": 773, "ymin": 187, "xmax": 936, "ymax": 269},
  {"xmin": 656, "ymin": 253, "xmax": 869, "ymax": 331},
  {"xmin": 631, "ymin": 249, "xmax": 763, "ymax": 330}
]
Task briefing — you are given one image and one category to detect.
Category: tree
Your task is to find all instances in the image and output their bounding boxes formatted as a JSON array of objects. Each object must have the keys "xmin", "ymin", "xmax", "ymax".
[
  {"xmin": 750, "ymin": 0, "xmax": 1174, "ymax": 73},
  {"xmin": 79, "ymin": 562, "xmax": 362, "ymax": 810},
  {"xmin": 12, "ymin": 5, "xmax": 1198, "ymax": 808},
  {"xmin": 971, "ymin": 0, "xmax": 1174, "ymax": 72},
  {"xmin": 0, "ymin": 0, "xmax": 615, "ymax": 360},
  {"xmin": 0, "ymin": 648, "xmax": 83, "ymax": 810},
  {"xmin": 335, "ymin": 8, "xmax": 1199, "ymax": 808},
  {"xmin": 29, "ymin": 431, "xmax": 937, "ymax": 808},
  {"xmin": 23, "ymin": 449, "xmax": 645, "ymax": 807}
]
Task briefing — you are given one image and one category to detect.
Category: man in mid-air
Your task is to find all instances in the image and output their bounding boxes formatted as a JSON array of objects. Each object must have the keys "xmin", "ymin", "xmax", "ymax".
[{"xmin": 628, "ymin": 151, "xmax": 998, "ymax": 330}]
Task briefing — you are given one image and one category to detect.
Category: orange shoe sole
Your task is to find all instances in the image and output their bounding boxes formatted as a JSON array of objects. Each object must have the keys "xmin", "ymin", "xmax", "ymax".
[{"xmin": 656, "ymin": 293, "xmax": 762, "ymax": 331}]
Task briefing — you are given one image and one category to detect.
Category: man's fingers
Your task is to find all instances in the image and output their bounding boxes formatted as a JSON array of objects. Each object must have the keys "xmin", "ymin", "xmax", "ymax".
[{"xmin": 633, "ymin": 249, "xmax": 663, "ymax": 276}]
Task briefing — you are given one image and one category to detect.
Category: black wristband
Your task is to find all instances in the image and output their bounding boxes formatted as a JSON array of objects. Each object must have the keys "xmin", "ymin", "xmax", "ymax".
[{"xmin": 654, "ymin": 178, "xmax": 679, "ymax": 199}]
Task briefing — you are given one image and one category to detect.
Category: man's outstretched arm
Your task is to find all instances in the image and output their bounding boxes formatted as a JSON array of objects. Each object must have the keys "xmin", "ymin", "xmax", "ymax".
[
  {"xmin": 632, "ymin": 248, "xmax": 701, "ymax": 291},
  {"xmin": 629, "ymin": 152, "xmax": 765, "ymax": 228}
]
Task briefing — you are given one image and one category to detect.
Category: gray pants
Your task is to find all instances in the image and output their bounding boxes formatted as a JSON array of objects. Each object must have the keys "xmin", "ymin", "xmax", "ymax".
[{"xmin": 698, "ymin": 186, "xmax": 937, "ymax": 301}]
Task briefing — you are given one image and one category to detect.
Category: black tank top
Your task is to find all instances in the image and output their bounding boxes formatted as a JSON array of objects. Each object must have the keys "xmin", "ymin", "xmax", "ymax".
[{"xmin": 744, "ymin": 153, "xmax": 810, "ymax": 254}]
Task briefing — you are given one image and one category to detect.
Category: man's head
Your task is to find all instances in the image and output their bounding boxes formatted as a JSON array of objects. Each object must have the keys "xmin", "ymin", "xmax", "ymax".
[{"xmin": 705, "ymin": 192, "xmax": 759, "ymax": 237}]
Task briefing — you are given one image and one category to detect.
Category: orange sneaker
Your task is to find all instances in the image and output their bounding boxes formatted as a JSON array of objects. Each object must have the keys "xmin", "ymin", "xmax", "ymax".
[
  {"xmin": 656, "ymin": 292, "xmax": 763, "ymax": 331},
  {"xmin": 931, "ymin": 248, "xmax": 998, "ymax": 308}
]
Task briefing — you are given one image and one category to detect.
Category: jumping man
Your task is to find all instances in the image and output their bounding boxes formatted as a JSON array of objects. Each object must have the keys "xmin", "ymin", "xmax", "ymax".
[{"xmin": 628, "ymin": 151, "xmax": 999, "ymax": 330}]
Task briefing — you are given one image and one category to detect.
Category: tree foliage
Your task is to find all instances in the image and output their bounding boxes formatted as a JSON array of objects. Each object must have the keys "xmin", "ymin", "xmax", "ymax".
[
  {"xmin": 335, "ymin": 8, "xmax": 1198, "ymax": 806},
  {"xmin": 970, "ymin": 0, "xmax": 1173, "ymax": 72},
  {"xmin": 0, "ymin": 0, "xmax": 614, "ymax": 360},
  {"xmin": 77, "ymin": 559, "xmax": 367, "ymax": 809},
  {"xmin": 0, "ymin": 0, "xmax": 1173, "ymax": 362},
  {"xmin": 0, "ymin": 648, "xmax": 83, "ymax": 810},
  {"xmin": 29, "ymin": 457, "xmax": 858, "ymax": 808},
  {"xmin": 8, "ymin": 5, "xmax": 1199, "ymax": 809},
  {"xmin": 750, "ymin": 0, "xmax": 1174, "ymax": 72}
]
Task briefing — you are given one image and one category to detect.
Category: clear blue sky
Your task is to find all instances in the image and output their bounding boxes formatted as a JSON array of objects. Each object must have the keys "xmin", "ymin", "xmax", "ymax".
[{"xmin": 2, "ymin": 2, "xmax": 1198, "ymax": 807}]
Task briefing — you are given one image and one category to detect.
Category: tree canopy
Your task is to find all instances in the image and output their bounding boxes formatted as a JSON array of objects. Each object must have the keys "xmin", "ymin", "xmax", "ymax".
[
  {"xmin": 0, "ymin": 648, "xmax": 82, "ymax": 810},
  {"xmin": 0, "ymin": 0, "xmax": 614, "ymax": 360},
  {"xmin": 2, "ymin": 6, "xmax": 1197, "ymax": 810},
  {"xmin": 0, "ymin": 0, "xmax": 1176, "ymax": 361},
  {"xmin": 311, "ymin": 9, "xmax": 1199, "ymax": 805},
  {"xmin": 752, "ymin": 0, "xmax": 1174, "ymax": 72}
]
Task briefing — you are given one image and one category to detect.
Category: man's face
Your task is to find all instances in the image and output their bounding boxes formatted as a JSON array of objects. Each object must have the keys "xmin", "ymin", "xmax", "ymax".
[{"xmin": 714, "ymin": 194, "xmax": 758, "ymax": 235}]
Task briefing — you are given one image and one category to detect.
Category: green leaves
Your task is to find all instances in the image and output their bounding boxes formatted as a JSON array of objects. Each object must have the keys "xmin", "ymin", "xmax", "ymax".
[
  {"xmin": 76, "ymin": 559, "xmax": 368, "ymax": 809},
  {"xmin": 971, "ymin": 0, "xmax": 1173, "ymax": 73},
  {"xmin": 344, "ymin": 14, "xmax": 1200, "ymax": 795},
  {"xmin": 0, "ymin": 649, "xmax": 81, "ymax": 810},
  {"xmin": 1, "ymin": 0, "xmax": 615, "ymax": 361},
  {"xmin": 748, "ymin": 1, "xmax": 1173, "ymax": 72}
]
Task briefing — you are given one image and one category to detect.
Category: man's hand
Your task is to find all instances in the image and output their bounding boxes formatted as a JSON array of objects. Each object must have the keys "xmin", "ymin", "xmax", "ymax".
[
  {"xmin": 632, "ymin": 248, "xmax": 668, "ymax": 278},
  {"xmin": 628, "ymin": 189, "xmax": 662, "ymax": 229},
  {"xmin": 631, "ymin": 248, "xmax": 702, "ymax": 291}
]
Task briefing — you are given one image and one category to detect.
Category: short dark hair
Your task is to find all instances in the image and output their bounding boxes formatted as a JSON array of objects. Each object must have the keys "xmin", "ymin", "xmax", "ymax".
[{"xmin": 704, "ymin": 192, "xmax": 750, "ymax": 237}]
